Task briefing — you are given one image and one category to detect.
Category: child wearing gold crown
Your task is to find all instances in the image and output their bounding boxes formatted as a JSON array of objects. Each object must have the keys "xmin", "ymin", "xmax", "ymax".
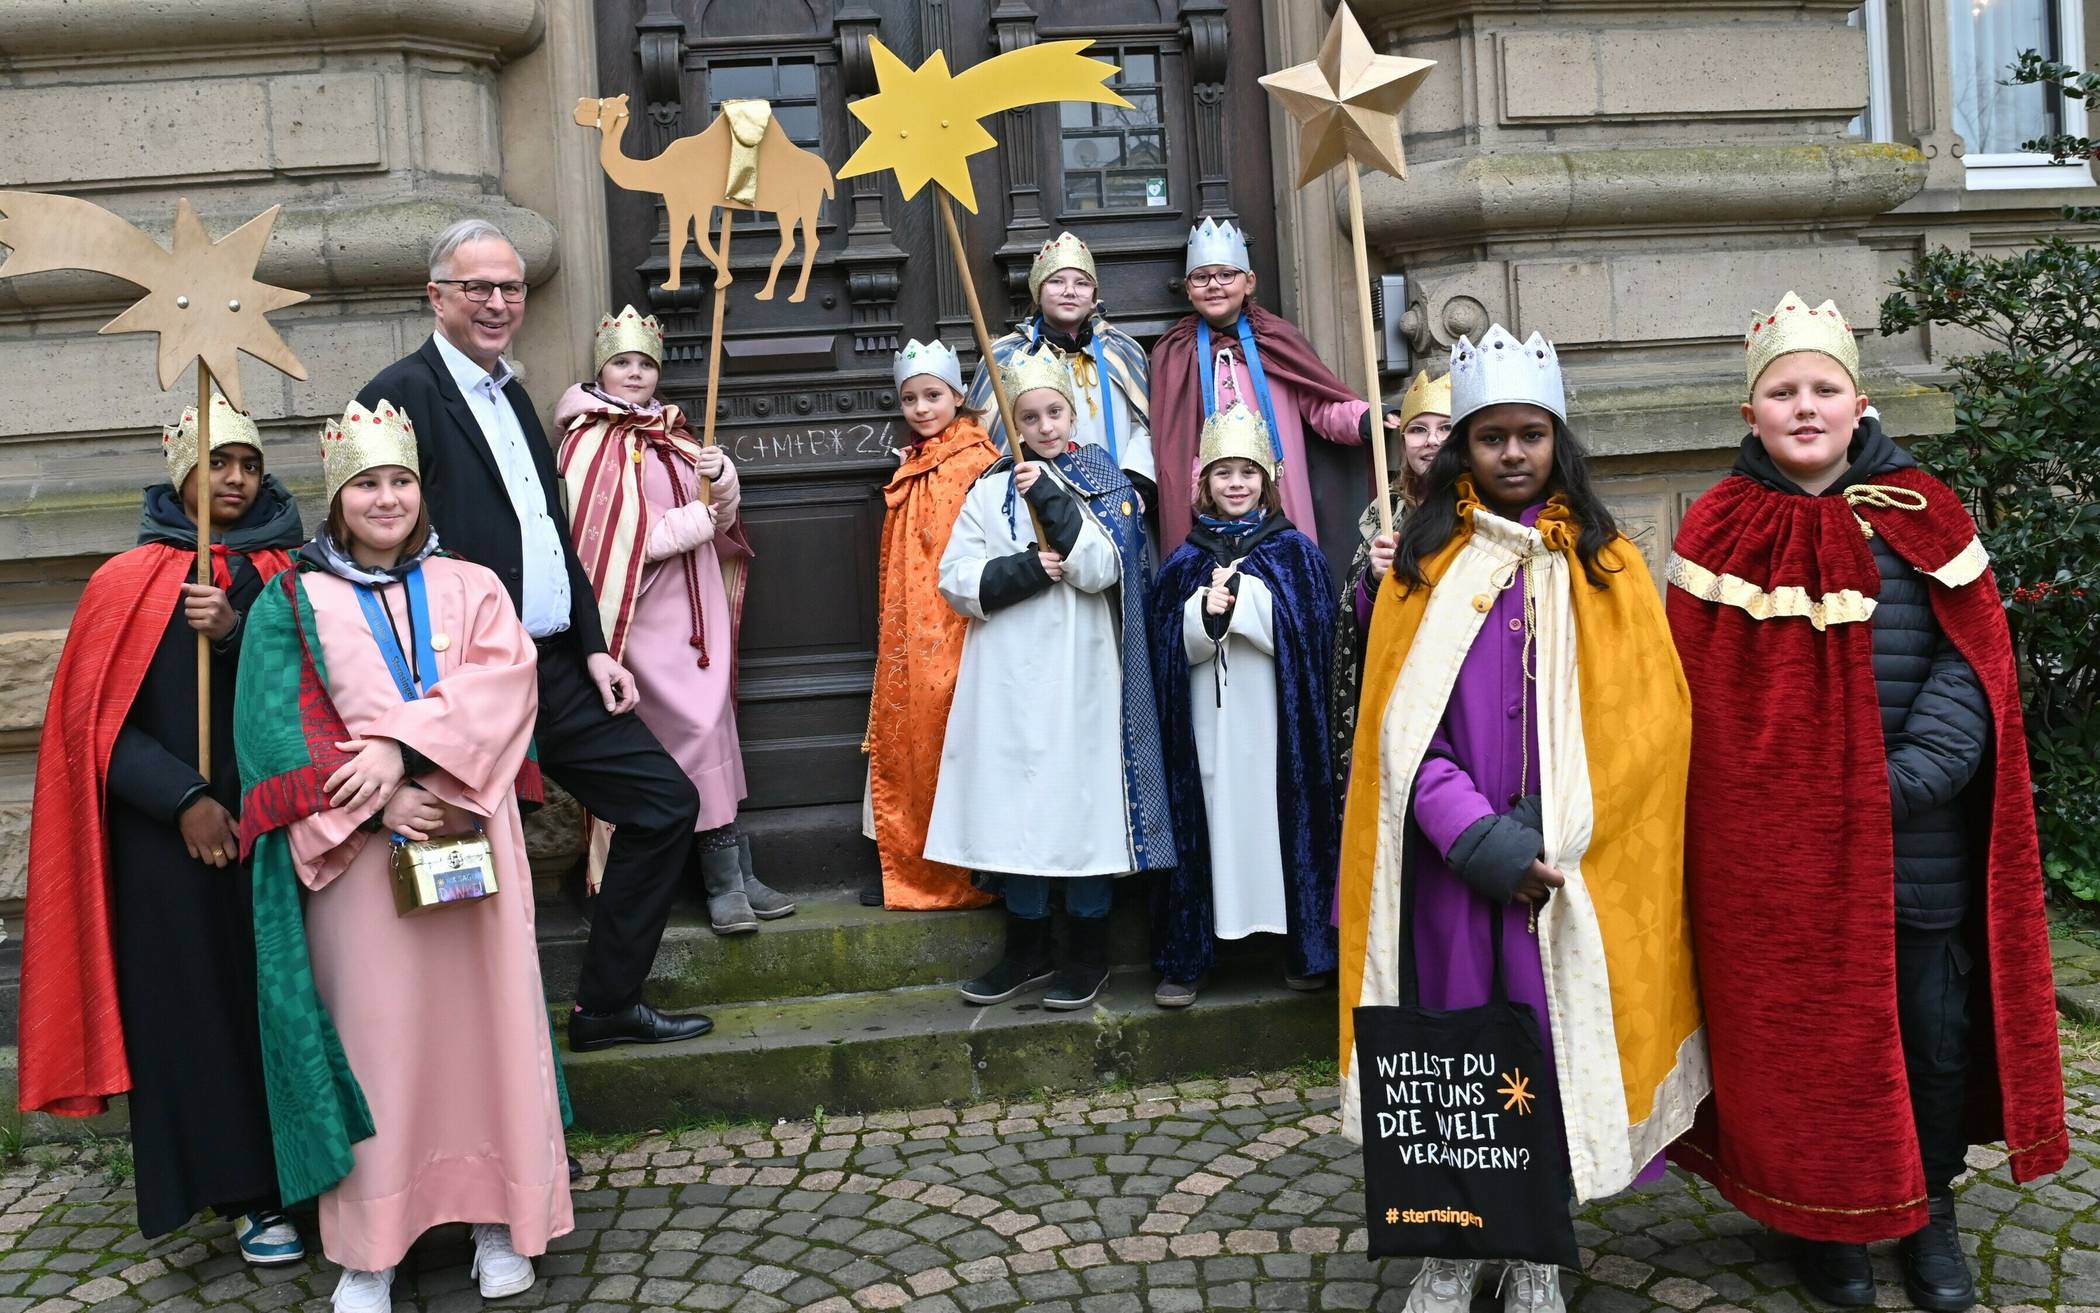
[
  {"xmin": 236, "ymin": 400, "xmax": 571, "ymax": 1310},
  {"xmin": 1329, "ymin": 367, "xmax": 1453, "ymax": 794},
  {"xmin": 1668, "ymin": 294, "xmax": 2066, "ymax": 1312},
  {"xmin": 1334, "ymin": 326, "xmax": 1704, "ymax": 1313},
  {"xmin": 553, "ymin": 307, "xmax": 791, "ymax": 936},
  {"xmin": 963, "ymin": 230, "xmax": 1158, "ymax": 501},
  {"xmin": 927, "ymin": 352, "xmax": 1173, "ymax": 1008},
  {"xmin": 1149, "ymin": 402, "xmax": 1339, "ymax": 1010},
  {"xmin": 19, "ymin": 393, "xmax": 305, "ymax": 1261},
  {"xmin": 866, "ymin": 339, "xmax": 1002, "ymax": 910},
  {"xmin": 1150, "ymin": 216, "xmax": 1395, "ymax": 551}
]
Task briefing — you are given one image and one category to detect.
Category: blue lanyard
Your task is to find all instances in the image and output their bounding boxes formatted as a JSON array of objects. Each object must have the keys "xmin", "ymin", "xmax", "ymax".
[
  {"xmin": 1196, "ymin": 314, "xmax": 1284, "ymax": 464},
  {"xmin": 355, "ymin": 567, "xmax": 439, "ymax": 702}
]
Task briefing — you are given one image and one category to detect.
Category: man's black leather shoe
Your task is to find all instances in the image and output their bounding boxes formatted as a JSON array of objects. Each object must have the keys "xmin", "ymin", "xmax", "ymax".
[
  {"xmin": 568, "ymin": 1001, "xmax": 713, "ymax": 1052},
  {"xmin": 1900, "ymin": 1195, "xmax": 1977, "ymax": 1312},
  {"xmin": 1794, "ymin": 1239, "xmax": 1874, "ymax": 1308},
  {"xmin": 567, "ymin": 1154, "xmax": 583, "ymax": 1184}
]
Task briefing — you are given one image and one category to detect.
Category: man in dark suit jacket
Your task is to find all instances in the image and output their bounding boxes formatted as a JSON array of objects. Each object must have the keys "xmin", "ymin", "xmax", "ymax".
[{"xmin": 357, "ymin": 218, "xmax": 707, "ymax": 1052}]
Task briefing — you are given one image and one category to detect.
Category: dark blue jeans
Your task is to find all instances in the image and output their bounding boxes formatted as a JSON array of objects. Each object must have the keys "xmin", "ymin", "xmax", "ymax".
[{"xmin": 1006, "ymin": 874, "xmax": 1112, "ymax": 920}]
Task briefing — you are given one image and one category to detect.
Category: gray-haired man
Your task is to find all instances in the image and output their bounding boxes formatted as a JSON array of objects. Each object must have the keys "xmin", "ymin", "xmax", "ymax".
[{"xmin": 356, "ymin": 219, "xmax": 708, "ymax": 1052}]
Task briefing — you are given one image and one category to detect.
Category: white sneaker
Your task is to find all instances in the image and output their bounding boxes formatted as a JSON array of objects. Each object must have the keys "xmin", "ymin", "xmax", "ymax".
[
  {"xmin": 1407, "ymin": 1258, "xmax": 1485, "ymax": 1313},
  {"xmin": 470, "ymin": 1223, "xmax": 536, "ymax": 1299},
  {"xmin": 1503, "ymin": 1261, "xmax": 1566, "ymax": 1313},
  {"xmin": 331, "ymin": 1267, "xmax": 395, "ymax": 1313}
]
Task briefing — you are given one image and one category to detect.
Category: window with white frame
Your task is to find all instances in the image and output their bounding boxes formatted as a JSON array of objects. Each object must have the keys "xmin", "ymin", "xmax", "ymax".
[{"xmin": 1946, "ymin": 0, "xmax": 2093, "ymax": 186}]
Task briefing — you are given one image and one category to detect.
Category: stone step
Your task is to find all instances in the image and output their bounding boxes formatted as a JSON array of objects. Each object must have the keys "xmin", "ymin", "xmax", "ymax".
[
  {"xmin": 556, "ymin": 959, "xmax": 1338, "ymax": 1131},
  {"xmin": 535, "ymin": 886, "xmax": 1252, "ymax": 1010}
]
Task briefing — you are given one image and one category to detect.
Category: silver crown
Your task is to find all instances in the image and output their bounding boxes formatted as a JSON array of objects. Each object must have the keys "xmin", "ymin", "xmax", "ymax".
[
  {"xmin": 893, "ymin": 338, "xmax": 965, "ymax": 395},
  {"xmin": 1448, "ymin": 325, "xmax": 1567, "ymax": 426},
  {"xmin": 1184, "ymin": 216, "xmax": 1251, "ymax": 277}
]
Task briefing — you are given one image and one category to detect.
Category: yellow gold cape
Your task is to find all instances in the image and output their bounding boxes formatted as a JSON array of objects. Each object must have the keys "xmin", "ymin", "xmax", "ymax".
[{"xmin": 1335, "ymin": 483, "xmax": 1708, "ymax": 1199}]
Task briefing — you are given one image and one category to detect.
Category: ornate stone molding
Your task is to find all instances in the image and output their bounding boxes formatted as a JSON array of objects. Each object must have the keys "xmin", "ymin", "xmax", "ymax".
[
  {"xmin": 1360, "ymin": 143, "xmax": 1927, "ymax": 252},
  {"xmin": 0, "ymin": 0, "xmax": 545, "ymax": 63}
]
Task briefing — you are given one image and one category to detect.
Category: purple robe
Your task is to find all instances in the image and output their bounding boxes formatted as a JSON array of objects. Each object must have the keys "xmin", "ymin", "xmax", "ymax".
[
  {"xmin": 1408, "ymin": 505, "xmax": 1551, "ymax": 1064},
  {"xmin": 1404, "ymin": 502, "xmax": 1667, "ymax": 1187}
]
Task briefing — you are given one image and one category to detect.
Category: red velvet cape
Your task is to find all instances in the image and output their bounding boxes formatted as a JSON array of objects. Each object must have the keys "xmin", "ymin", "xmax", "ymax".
[
  {"xmin": 1149, "ymin": 302, "xmax": 1360, "ymax": 549},
  {"xmin": 18, "ymin": 543, "xmax": 292, "ymax": 1116},
  {"xmin": 1664, "ymin": 468, "xmax": 2066, "ymax": 1241}
]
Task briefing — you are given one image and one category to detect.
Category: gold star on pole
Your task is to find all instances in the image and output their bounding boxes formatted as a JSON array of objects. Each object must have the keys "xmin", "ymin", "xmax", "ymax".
[
  {"xmin": 838, "ymin": 38, "xmax": 1130, "ymax": 212},
  {"xmin": 0, "ymin": 192, "xmax": 308, "ymax": 412},
  {"xmin": 1253, "ymin": 3, "xmax": 1436, "ymax": 541},
  {"xmin": 1258, "ymin": 3, "xmax": 1435, "ymax": 187}
]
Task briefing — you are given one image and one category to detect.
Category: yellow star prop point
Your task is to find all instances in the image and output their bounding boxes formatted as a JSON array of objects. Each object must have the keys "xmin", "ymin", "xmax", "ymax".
[
  {"xmin": 839, "ymin": 38, "xmax": 1131, "ymax": 212},
  {"xmin": 1258, "ymin": 3, "xmax": 1435, "ymax": 188}
]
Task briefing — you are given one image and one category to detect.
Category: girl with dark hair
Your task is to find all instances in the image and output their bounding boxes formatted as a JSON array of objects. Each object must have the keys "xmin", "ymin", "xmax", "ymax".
[{"xmin": 1333, "ymin": 327, "xmax": 1705, "ymax": 1313}]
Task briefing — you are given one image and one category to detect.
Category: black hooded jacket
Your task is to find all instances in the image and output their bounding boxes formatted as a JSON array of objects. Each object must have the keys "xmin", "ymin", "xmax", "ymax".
[{"xmin": 1733, "ymin": 418, "xmax": 1991, "ymax": 931}]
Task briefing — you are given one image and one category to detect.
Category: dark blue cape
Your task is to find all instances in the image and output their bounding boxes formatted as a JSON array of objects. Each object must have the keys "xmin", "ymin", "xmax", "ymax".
[
  {"xmin": 1150, "ymin": 515, "xmax": 1340, "ymax": 980},
  {"xmin": 996, "ymin": 445, "xmax": 1176, "ymax": 871}
]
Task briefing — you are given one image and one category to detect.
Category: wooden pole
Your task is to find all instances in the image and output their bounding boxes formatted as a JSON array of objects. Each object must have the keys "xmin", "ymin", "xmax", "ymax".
[
  {"xmin": 935, "ymin": 188, "xmax": 1045, "ymax": 543},
  {"xmin": 194, "ymin": 363, "xmax": 214, "ymax": 779},
  {"xmin": 697, "ymin": 211, "xmax": 735, "ymax": 509},
  {"xmin": 1346, "ymin": 160, "xmax": 1393, "ymax": 539}
]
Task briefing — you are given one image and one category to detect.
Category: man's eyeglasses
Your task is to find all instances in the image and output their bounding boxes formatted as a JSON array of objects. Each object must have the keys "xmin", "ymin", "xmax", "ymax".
[
  {"xmin": 1185, "ymin": 270, "xmax": 1245, "ymax": 290},
  {"xmin": 434, "ymin": 279, "xmax": 528, "ymax": 304}
]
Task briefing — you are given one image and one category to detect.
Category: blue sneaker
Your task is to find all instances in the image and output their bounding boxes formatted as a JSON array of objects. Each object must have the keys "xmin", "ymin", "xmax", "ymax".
[{"xmin": 234, "ymin": 1210, "xmax": 304, "ymax": 1265}]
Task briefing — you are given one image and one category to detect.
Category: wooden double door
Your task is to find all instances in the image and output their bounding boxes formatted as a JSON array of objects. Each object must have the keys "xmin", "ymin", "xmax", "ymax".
[{"xmin": 593, "ymin": 0, "xmax": 1283, "ymax": 815}]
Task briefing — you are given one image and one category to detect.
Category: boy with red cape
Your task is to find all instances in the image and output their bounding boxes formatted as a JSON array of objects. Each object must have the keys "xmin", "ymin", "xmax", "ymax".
[
  {"xmin": 19, "ymin": 394, "xmax": 306, "ymax": 1259},
  {"xmin": 1666, "ymin": 293, "xmax": 2066, "ymax": 1313}
]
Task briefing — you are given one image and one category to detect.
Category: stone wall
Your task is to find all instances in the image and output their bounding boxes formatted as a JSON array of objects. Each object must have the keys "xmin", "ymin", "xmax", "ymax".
[
  {"xmin": 1294, "ymin": 0, "xmax": 2095, "ymax": 586},
  {"xmin": 0, "ymin": 0, "xmax": 604, "ymax": 916}
]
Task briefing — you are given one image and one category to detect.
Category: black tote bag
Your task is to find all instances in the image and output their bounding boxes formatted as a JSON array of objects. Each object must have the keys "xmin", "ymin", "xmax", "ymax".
[{"xmin": 1354, "ymin": 878, "xmax": 1580, "ymax": 1267}]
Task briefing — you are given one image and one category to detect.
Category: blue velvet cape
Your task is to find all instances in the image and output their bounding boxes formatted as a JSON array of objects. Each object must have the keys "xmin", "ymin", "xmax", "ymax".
[
  {"xmin": 997, "ymin": 444, "xmax": 1176, "ymax": 872},
  {"xmin": 1149, "ymin": 514, "xmax": 1340, "ymax": 981}
]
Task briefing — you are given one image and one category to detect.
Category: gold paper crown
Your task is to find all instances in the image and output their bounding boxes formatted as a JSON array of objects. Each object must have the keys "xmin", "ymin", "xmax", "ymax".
[
  {"xmin": 1000, "ymin": 350, "xmax": 1077, "ymax": 410},
  {"xmin": 594, "ymin": 305, "xmax": 664, "ymax": 375},
  {"xmin": 1396, "ymin": 368, "xmax": 1452, "ymax": 428},
  {"xmin": 1028, "ymin": 231, "xmax": 1097, "ymax": 304},
  {"xmin": 321, "ymin": 399, "xmax": 420, "ymax": 505},
  {"xmin": 1198, "ymin": 401, "xmax": 1278, "ymax": 481},
  {"xmin": 162, "ymin": 390, "xmax": 263, "ymax": 488},
  {"xmin": 1745, "ymin": 291, "xmax": 1859, "ymax": 392}
]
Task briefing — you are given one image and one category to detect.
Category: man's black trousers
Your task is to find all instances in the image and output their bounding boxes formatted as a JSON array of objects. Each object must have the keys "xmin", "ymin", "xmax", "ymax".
[{"xmin": 534, "ymin": 633, "xmax": 699, "ymax": 1013}]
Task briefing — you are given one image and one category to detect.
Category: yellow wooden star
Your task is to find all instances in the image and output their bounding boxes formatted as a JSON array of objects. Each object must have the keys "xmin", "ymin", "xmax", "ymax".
[
  {"xmin": 839, "ymin": 39, "xmax": 1131, "ymax": 212},
  {"xmin": 1258, "ymin": 4, "xmax": 1435, "ymax": 189}
]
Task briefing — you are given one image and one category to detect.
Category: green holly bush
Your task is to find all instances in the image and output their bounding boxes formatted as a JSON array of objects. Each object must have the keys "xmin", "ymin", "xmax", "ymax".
[{"xmin": 1878, "ymin": 102, "xmax": 2100, "ymax": 900}]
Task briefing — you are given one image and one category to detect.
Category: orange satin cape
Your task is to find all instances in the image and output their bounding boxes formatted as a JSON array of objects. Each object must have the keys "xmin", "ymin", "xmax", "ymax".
[{"xmin": 867, "ymin": 417, "xmax": 1000, "ymax": 909}]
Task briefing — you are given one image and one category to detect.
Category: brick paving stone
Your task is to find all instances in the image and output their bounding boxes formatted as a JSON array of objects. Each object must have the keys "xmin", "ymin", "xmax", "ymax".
[{"xmin": 0, "ymin": 1022, "xmax": 2096, "ymax": 1312}]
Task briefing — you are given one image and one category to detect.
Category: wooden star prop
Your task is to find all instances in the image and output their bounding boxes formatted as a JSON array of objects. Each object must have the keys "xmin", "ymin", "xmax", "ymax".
[
  {"xmin": 839, "ymin": 39, "xmax": 1130, "ymax": 212},
  {"xmin": 1258, "ymin": 4, "xmax": 1435, "ymax": 188},
  {"xmin": 0, "ymin": 191, "xmax": 308, "ymax": 412}
]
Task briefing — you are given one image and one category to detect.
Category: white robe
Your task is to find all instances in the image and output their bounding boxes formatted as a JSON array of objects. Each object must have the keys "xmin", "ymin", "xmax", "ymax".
[
  {"xmin": 924, "ymin": 464, "xmax": 1131, "ymax": 876},
  {"xmin": 1182, "ymin": 575, "xmax": 1287, "ymax": 938}
]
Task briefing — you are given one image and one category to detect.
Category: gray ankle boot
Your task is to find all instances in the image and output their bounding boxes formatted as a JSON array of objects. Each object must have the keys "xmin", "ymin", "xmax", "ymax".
[
  {"xmin": 700, "ymin": 845, "xmax": 758, "ymax": 935},
  {"xmin": 736, "ymin": 835, "xmax": 797, "ymax": 920}
]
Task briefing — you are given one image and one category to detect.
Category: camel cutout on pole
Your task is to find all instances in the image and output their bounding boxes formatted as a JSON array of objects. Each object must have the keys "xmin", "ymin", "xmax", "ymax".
[{"xmin": 575, "ymin": 93, "xmax": 833, "ymax": 303}]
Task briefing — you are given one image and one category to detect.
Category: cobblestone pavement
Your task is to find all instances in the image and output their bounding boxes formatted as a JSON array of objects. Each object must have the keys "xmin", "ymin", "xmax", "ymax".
[{"xmin": 1, "ymin": 1031, "xmax": 2096, "ymax": 1313}]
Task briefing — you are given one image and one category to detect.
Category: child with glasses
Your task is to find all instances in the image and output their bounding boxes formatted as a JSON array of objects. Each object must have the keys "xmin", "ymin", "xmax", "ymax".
[{"xmin": 1149, "ymin": 216, "xmax": 1398, "ymax": 550}]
